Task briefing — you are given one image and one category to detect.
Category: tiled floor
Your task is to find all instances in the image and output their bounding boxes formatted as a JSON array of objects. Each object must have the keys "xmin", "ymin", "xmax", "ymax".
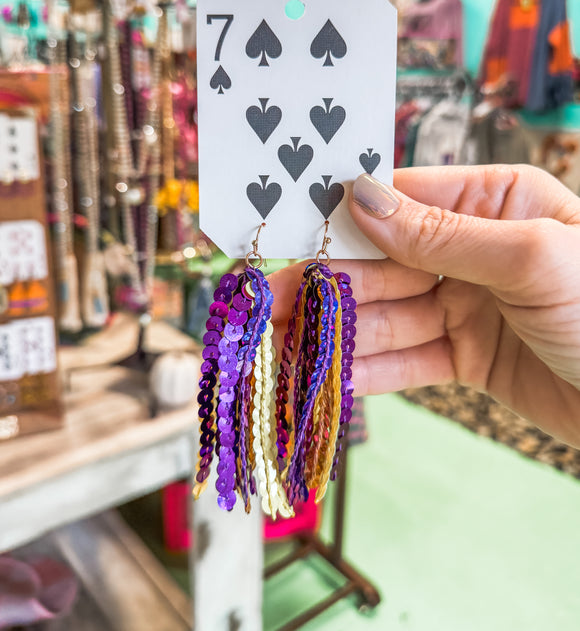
[
  {"xmin": 263, "ymin": 394, "xmax": 580, "ymax": 631},
  {"xmin": 124, "ymin": 393, "xmax": 580, "ymax": 630}
]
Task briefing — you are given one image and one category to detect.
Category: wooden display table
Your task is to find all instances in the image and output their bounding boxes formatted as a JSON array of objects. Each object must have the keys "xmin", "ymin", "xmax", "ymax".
[
  {"xmin": 0, "ymin": 314, "xmax": 264, "ymax": 631},
  {"xmin": 0, "ymin": 314, "xmax": 196, "ymax": 553}
]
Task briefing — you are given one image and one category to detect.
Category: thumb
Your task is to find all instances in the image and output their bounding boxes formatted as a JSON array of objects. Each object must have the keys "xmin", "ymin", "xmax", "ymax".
[{"xmin": 350, "ymin": 173, "xmax": 554, "ymax": 290}]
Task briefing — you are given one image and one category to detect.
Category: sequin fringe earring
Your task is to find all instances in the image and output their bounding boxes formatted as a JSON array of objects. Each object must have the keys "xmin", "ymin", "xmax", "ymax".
[
  {"xmin": 194, "ymin": 224, "xmax": 293, "ymax": 519},
  {"xmin": 276, "ymin": 221, "xmax": 357, "ymax": 507}
]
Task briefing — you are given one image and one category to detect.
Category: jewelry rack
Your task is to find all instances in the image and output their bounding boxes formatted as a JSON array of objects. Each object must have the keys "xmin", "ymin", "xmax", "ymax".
[{"xmin": 265, "ymin": 440, "xmax": 381, "ymax": 631}]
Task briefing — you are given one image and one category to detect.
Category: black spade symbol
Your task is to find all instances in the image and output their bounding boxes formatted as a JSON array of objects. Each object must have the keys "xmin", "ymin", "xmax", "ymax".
[
  {"xmin": 210, "ymin": 65, "xmax": 231, "ymax": 94},
  {"xmin": 309, "ymin": 176, "xmax": 345, "ymax": 219},
  {"xmin": 246, "ymin": 20, "xmax": 282, "ymax": 67},
  {"xmin": 310, "ymin": 98, "xmax": 346, "ymax": 144},
  {"xmin": 278, "ymin": 138, "xmax": 314, "ymax": 182},
  {"xmin": 247, "ymin": 176, "xmax": 282, "ymax": 219},
  {"xmin": 310, "ymin": 20, "xmax": 347, "ymax": 67},
  {"xmin": 359, "ymin": 149, "xmax": 381, "ymax": 175},
  {"xmin": 246, "ymin": 98, "xmax": 282, "ymax": 144}
]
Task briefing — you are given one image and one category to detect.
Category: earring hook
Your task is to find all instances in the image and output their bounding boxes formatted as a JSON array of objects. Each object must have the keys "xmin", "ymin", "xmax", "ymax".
[
  {"xmin": 245, "ymin": 222, "xmax": 266, "ymax": 268},
  {"xmin": 316, "ymin": 221, "xmax": 332, "ymax": 265}
]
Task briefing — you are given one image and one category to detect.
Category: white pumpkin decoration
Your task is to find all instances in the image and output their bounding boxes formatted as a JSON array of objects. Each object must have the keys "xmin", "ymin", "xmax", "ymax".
[{"xmin": 149, "ymin": 351, "xmax": 201, "ymax": 409}]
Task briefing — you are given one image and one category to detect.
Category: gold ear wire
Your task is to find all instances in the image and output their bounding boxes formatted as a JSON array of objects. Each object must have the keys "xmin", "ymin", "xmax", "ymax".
[
  {"xmin": 316, "ymin": 220, "xmax": 332, "ymax": 265},
  {"xmin": 245, "ymin": 222, "xmax": 266, "ymax": 268}
]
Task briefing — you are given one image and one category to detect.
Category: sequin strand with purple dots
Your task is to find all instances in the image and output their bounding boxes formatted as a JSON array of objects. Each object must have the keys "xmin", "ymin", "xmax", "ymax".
[
  {"xmin": 193, "ymin": 267, "xmax": 292, "ymax": 519},
  {"xmin": 276, "ymin": 263, "xmax": 357, "ymax": 508}
]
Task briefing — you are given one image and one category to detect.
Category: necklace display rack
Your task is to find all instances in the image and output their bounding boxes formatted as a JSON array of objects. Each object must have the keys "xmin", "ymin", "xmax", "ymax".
[{"xmin": 64, "ymin": 0, "xmax": 173, "ymax": 411}]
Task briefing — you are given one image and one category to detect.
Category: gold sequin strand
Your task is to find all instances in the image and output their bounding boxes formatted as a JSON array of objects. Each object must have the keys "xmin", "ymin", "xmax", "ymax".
[
  {"xmin": 252, "ymin": 321, "xmax": 293, "ymax": 519},
  {"xmin": 315, "ymin": 276, "xmax": 343, "ymax": 503},
  {"xmin": 269, "ymin": 348, "xmax": 294, "ymax": 519}
]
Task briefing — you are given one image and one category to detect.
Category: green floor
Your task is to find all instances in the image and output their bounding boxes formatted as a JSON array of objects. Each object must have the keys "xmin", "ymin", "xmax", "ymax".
[{"xmin": 263, "ymin": 394, "xmax": 580, "ymax": 631}]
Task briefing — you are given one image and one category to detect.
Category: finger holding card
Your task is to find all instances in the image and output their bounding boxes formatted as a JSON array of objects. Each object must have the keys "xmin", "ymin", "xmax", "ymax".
[{"xmin": 197, "ymin": 0, "xmax": 397, "ymax": 259}]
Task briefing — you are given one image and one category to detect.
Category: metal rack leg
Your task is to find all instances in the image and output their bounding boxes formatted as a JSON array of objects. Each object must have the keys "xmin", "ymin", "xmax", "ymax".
[{"xmin": 265, "ymin": 442, "xmax": 381, "ymax": 630}]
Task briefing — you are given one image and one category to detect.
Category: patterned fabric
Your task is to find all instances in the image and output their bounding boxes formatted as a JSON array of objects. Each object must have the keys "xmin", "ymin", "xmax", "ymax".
[
  {"xmin": 526, "ymin": 0, "xmax": 574, "ymax": 111},
  {"xmin": 412, "ymin": 99, "xmax": 471, "ymax": 167},
  {"xmin": 480, "ymin": 0, "xmax": 540, "ymax": 108},
  {"xmin": 481, "ymin": 0, "xmax": 573, "ymax": 111},
  {"xmin": 522, "ymin": 126, "xmax": 580, "ymax": 195},
  {"xmin": 398, "ymin": 0, "xmax": 463, "ymax": 70}
]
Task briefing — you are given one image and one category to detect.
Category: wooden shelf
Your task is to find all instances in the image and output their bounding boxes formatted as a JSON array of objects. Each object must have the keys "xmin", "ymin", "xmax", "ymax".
[
  {"xmin": 0, "ymin": 314, "xmax": 197, "ymax": 553},
  {"xmin": 0, "ymin": 313, "xmax": 264, "ymax": 631}
]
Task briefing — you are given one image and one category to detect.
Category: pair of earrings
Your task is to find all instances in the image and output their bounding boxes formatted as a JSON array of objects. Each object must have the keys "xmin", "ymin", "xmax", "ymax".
[{"xmin": 193, "ymin": 222, "xmax": 356, "ymax": 519}]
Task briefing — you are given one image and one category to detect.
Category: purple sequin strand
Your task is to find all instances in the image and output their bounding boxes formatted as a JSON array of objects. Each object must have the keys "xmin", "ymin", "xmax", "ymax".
[
  {"xmin": 211, "ymin": 266, "xmax": 274, "ymax": 512},
  {"xmin": 213, "ymin": 273, "xmax": 243, "ymax": 512},
  {"xmin": 236, "ymin": 267, "xmax": 272, "ymax": 509},
  {"xmin": 195, "ymin": 273, "xmax": 238, "ymax": 488},
  {"xmin": 330, "ymin": 272, "xmax": 357, "ymax": 481},
  {"xmin": 287, "ymin": 281, "xmax": 318, "ymax": 503}
]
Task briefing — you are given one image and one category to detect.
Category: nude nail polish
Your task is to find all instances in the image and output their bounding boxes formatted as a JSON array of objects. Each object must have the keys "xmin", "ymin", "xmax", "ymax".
[{"xmin": 353, "ymin": 173, "xmax": 400, "ymax": 219}]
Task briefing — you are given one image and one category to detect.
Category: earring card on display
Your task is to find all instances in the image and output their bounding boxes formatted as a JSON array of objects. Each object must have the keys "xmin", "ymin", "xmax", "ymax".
[
  {"xmin": 197, "ymin": 0, "xmax": 397, "ymax": 259},
  {"xmin": 0, "ymin": 108, "xmax": 64, "ymax": 440}
]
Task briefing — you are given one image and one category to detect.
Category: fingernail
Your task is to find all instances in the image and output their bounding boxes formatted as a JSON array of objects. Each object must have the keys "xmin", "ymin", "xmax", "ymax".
[{"xmin": 353, "ymin": 174, "xmax": 400, "ymax": 219}]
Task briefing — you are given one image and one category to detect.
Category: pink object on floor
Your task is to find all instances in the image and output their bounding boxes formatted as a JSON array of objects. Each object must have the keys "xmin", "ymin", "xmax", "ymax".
[
  {"xmin": 163, "ymin": 482, "xmax": 191, "ymax": 553},
  {"xmin": 264, "ymin": 490, "xmax": 321, "ymax": 540},
  {"xmin": 0, "ymin": 556, "xmax": 78, "ymax": 629}
]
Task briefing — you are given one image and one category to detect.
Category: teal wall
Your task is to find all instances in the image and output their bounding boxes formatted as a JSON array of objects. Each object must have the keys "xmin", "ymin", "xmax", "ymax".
[{"xmin": 463, "ymin": 0, "xmax": 580, "ymax": 76}]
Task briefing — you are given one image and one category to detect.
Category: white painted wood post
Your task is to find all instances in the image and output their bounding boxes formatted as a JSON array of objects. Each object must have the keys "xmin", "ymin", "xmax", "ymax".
[{"xmin": 191, "ymin": 434, "xmax": 263, "ymax": 631}]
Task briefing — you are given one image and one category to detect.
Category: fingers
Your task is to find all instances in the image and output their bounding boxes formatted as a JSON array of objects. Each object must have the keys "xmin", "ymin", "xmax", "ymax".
[
  {"xmin": 351, "ymin": 338, "xmax": 455, "ymax": 396},
  {"xmin": 268, "ymin": 257, "xmax": 437, "ymax": 324},
  {"xmin": 354, "ymin": 292, "xmax": 445, "ymax": 357},
  {"xmin": 394, "ymin": 165, "xmax": 580, "ymax": 224},
  {"xmin": 267, "ymin": 262, "xmax": 309, "ymax": 324},
  {"xmin": 350, "ymin": 173, "xmax": 569, "ymax": 292}
]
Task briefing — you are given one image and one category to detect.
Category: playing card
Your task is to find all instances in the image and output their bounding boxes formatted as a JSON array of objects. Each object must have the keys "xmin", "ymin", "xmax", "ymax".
[
  {"xmin": 13, "ymin": 317, "xmax": 57, "ymax": 376},
  {"xmin": 0, "ymin": 114, "xmax": 40, "ymax": 183},
  {"xmin": 0, "ymin": 322, "xmax": 22, "ymax": 382},
  {"xmin": 197, "ymin": 0, "xmax": 397, "ymax": 259},
  {"xmin": 0, "ymin": 220, "xmax": 48, "ymax": 283}
]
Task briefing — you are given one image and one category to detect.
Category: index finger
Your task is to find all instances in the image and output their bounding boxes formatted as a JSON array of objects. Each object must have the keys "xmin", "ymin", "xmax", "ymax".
[
  {"xmin": 269, "ymin": 258, "xmax": 437, "ymax": 324},
  {"xmin": 395, "ymin": 165, "xmax": 580, "ymax": 225}
]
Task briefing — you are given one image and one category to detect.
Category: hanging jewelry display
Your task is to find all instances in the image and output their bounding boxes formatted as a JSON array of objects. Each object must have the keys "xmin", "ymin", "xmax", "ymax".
[
  {"xmin": 104, "ymin": 0, "xmax": 144, "ymax": 308},
  {"xmin": 141, "ymin": 5, "xmax": 166, "ymax": 297},
  {"xmin": 70, "ymin": 16, "xmax": 110, "ymax": 328},
  {"xmin": 157, "ymin": 20, "xmax": 178, "ymax": 254},
  {"xmin": 47, "ymin": 0, "xmax": 82, "ymax": 334},
  {"xmin": 193, "ymin": 224, "xmax": 293, "ymax": 519},
  {"xmin": 104, "ymin": 0, "xmax": 165, "ymax": 312}
]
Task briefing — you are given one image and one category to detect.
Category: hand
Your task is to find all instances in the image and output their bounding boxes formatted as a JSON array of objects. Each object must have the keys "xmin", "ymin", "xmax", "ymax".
[{"xmin": 269, "ymin": 165, "xmax": 580, "ymax": 447}]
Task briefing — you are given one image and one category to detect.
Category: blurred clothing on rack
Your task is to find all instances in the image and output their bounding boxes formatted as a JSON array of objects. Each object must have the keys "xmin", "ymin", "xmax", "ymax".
[
  {"xmin": 412, "ymin": 99, "xmax": 471, "ymax": 166},
  {"xmin": 398, "ymin": 0, "xmax": 463, "ymax": 70},
  {"xmin": 481, "ymin": 0, "xmax": 573, "ymax": 111}
]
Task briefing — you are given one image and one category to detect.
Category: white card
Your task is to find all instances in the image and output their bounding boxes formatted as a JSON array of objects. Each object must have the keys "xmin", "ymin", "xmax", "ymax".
[
  {"xmin": 197, "ymin": 0, "xmax": 397, "ymax": 259},
  {"xmin": 13, "ymin": 317, "xmax": 57, "ymax": 376},
  {"xmin": 0, "ymin": 220, "xmax": 48, "ymax": 284},
  {"xmin": 0, "ymin": 114, "xmax": 40, "ymax": 183},
  {"xmin": 0, "ymin": 322, "xmax": 22, "ymax": 382}
]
